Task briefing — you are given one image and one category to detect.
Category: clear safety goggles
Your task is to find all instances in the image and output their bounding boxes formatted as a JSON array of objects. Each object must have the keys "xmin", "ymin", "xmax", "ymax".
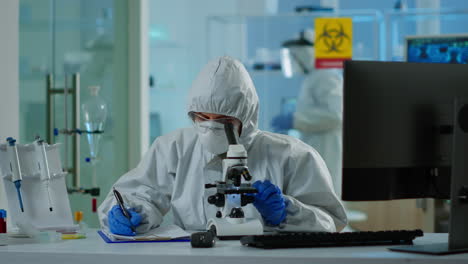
[{"xmin": 189, "ymin": 112, "xmax": 241, "ymax": 134}]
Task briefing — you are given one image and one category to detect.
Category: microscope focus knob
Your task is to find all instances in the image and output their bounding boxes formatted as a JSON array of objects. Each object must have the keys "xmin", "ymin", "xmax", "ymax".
[
  {"xmin": 229, "ymin": 208, "xmax": 245, "ymax": 218},
  {"xmin": 205, "ymin": 184, "xmax": 217, "ymax": 189},
  {"xmin": 216, "ymin": 211, "xmax": 222, "ymax": 218},
  {"xmin": 241, "ymin": 195, "xmax": 255, "ymax": 206},
  {"xmin": 208, "ymin": 193, "xmax": 225, "ymax": 207},
  {"xmin": 241, "ymin": 169, "xmax": 252, "ymax": 181}
]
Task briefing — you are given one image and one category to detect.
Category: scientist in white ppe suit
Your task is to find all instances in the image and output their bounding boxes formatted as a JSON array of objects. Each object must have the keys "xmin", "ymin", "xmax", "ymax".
[
  {"xmin": 280, "ymin": 31, "xmax": 344, "ymax": 197},
  {"xmin": 98, "ymin": 56, "xmax": 347, "ymax": 236}
]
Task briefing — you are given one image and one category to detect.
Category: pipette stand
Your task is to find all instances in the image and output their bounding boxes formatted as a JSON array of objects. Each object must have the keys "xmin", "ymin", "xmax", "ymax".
[{"xmin": 0, "ymin": 141, "xmax": 76, "ymax": 232}]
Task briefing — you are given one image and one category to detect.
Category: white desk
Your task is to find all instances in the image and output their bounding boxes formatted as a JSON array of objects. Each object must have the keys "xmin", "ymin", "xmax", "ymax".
[{"xmin": 0, "ymin": 231, "xmax": 467, "ymax": 264}]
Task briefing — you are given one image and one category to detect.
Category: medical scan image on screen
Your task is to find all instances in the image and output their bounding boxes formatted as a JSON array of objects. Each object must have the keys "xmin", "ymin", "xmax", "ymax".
[{"xmin": 407, "ymin": 36, "xmax": 468, "ymax": 64}]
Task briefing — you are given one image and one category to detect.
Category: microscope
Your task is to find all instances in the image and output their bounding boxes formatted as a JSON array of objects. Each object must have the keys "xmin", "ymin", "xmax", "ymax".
[{"xmin": 203, "ymin": 123, "xmax": 263, "ymax": 239}]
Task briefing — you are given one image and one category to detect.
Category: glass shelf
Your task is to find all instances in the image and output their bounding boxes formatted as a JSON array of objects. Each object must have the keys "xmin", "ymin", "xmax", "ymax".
[
  {"xmin": 207, "ymin": 10, "xmax": 384, "ymax": 132},
  {"xmin": 21, "ymin": 20, "xmax": 113, "ymax": 31},
  {"xmin": 19, "ymin": 0, "xmax": 124, "ymax": 229}
]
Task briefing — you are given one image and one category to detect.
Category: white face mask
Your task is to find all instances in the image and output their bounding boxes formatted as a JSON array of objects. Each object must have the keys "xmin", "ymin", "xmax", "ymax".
[{"xmin": 195, "ymin": 121, "xmax": 229, "ymax": 154}]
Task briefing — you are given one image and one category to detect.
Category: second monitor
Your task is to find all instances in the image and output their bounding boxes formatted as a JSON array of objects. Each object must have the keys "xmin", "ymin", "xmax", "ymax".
[
  {"xmin": 341, "ymin": 60, "xmax": 468, "ymax": 254},
  {"xmin": 341, "ymin": 61, "xmax": 468, "ymax": 201}
]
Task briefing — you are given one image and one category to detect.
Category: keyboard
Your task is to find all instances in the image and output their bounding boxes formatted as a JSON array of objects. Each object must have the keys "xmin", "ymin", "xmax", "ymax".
[{"xmin": 240, "ymin": 229, "xmax": 424, "ymax": 249}]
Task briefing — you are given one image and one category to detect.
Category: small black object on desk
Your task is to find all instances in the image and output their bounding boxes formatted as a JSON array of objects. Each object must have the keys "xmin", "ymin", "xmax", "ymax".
[{"xmin": 191, "ymin": 226, "xmax": 217, "ymax": 248}]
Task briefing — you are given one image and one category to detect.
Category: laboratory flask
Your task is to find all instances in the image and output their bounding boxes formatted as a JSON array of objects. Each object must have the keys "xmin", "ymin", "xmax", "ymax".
[{"xmin": 81, "ymin": 86, "xmax": 107, "ymax": 161}]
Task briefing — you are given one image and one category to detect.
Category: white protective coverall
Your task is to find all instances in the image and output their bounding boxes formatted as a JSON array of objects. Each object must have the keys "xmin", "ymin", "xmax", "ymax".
[
  {"xmin": 98, "ymin": 56, "xmax": 347, "ymax": 233},
  {"xmin": 294, "ymin": 69, "xmax": 344, "ymax": 197}
]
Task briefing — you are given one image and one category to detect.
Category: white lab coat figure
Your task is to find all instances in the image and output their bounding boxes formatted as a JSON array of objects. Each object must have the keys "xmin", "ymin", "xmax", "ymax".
[
  {"xmin": 98, "ymin": 56, "xmax": 347, "ymax": 233},
  {"xmin": 294, "ymin": 69, "xmax": 344, "ymax": 197}
]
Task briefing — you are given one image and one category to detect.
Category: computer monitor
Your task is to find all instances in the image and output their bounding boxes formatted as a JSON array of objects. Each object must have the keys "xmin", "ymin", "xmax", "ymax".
[
  {"xmin": 342, "ymin": 60, "xmax": 468, "ymax": 254},
  {"xmin": 406, "ymin": 34, "xmax": 468, "ymax": 64}
]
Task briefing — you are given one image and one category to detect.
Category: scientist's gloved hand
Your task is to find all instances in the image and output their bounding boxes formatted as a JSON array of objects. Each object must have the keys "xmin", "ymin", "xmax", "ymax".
[
  {"xmin": 251, "ymin": 180, "xmax": 287, "ymax": 226},
  {"xmin": 271, "ymin": 112, "xmax": 294, "ymax": 133},
  {"xmin": 108, "ymin": 205, "xmax": 142, "ymax": 236}
]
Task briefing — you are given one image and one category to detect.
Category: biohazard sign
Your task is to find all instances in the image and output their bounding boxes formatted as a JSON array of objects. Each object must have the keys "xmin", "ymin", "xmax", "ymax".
[{"xmin": 314, "ymin": 17, "xmax": 353, "ymax": 69}]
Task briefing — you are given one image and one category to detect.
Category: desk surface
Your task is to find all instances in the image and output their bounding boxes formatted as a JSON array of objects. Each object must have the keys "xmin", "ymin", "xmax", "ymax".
[{"xmin": 0, "ymin": 231, "xmax": 467, "ymax": 264}]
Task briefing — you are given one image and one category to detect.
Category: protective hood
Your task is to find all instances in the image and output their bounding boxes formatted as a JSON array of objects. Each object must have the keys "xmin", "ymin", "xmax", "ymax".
[{"xmin": 187, "ymin": 56, "xmax": 259, "ymax": 147}]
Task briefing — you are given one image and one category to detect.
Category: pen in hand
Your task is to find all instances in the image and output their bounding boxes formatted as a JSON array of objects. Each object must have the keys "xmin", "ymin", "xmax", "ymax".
[{"xmin": 113, "ymin": 187, "xmax": 136, "ymax": 234}]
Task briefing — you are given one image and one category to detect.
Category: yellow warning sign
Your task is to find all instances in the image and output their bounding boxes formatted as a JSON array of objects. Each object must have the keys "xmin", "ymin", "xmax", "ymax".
[{"xmin": 314, "ymin": 17, "xmax": 353, "ymax": 69}]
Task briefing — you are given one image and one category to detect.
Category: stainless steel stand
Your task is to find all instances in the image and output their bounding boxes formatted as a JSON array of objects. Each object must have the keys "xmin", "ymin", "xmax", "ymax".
[{"xmin": 46, "ymin": 73, "xmax": 81, "ymax": 189}]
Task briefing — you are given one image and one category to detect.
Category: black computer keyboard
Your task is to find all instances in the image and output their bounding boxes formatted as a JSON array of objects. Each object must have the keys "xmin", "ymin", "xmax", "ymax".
[{"xmin": 240, "ymin": 229, "xmax": 424, "ymax": 249}]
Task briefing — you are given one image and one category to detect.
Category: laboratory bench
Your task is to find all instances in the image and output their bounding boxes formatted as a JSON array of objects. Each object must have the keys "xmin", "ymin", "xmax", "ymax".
[{"xmin": 0, "ymin": 230, "xmax": 467, "ymax": 264}]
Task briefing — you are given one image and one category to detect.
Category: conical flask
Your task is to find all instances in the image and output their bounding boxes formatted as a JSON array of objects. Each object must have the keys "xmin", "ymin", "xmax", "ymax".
[{"xmin": 82, "ymin": 86, "xmax": 107, "ymax": 161}]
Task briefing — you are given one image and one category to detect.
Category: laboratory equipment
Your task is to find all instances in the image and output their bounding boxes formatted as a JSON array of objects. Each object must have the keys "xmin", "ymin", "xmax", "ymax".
[
  {"xmin": 74, "ymin": 211, "xmax": 88, "ymax": 234},
  {"xmin": 46, "ymin": 74, "xmax": 81, "ymax": 189},
  {"xmin": 190, "ymin": 226, "xmax": 217, "ymax": 248},
  {"xmin": 52, "ymin": 211, "xmax": 88, "ymax": 240},
  {"xmin": 82, "ymin": 85, "xmax": 108, "ymax": 195},
  {"xmin": 34, "ymin": 136, "xmax": 53, "ymax": 212},
  {"xmin": 0, "ymin": 209, "xmax": 6, "ymax": 246},
  {"xmin": 61, "ymin": 233, "xmax": 86, "ymax": 240},
  {"xmin": 0, "ymin": 140, "xmax": 77, "ymax": 232},
  {"xmin": 0, "ymin": 210, "xmax": 6, "ymax": 233},
  {"xmin": 240, "ymin": 229, "xmax": 423, "ymax": 249},
  {"xmin": 46, "ymin": 74, "xmax": 100, "ymax": 200},
  {"xmin": 13, "ymin": 218, "xmax": 61, "ymax": 242},
  {"xmin": 204, "ymin": 123, "xmax": 263, "ymax": 238},
  {"xmin": 342, "ymin": 60, "xmax": 468, "ymax": 254},
  {"xmin": 82, "ymin": 85, "xmax": 107, "ymax": 165},
  {"xmin": 6, "ymin": 137, "xmax": 25, "ymax": 213},
  {"xmin": 406, "ymin": 34, "xmax": 468, "ymax": 64},
  {"xmin": 15, "ymin": 218, "xmax": 40, "ymax": 237}
]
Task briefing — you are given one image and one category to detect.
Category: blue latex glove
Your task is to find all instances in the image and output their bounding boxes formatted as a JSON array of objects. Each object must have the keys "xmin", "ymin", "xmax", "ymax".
[
  {"xmin": 108, "ymin": 205, "xmax": 142, "ymax": 236},
  {"xmin": 271, "ymin": 112, "xmax": 294, "ymax": 133},
  {"xmin": 251, "ymin": 180, "xmax": 287, "ymax": 226}
]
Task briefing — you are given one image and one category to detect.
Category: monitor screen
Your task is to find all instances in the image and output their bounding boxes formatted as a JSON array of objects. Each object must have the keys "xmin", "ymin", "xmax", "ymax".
[
  {"xmin": 341, "ymin": 61, "xmax": 468, "ymax": 201},
  {"xmin": 406, "ymin": 35, "xmax": 468, "ymax": 64}
]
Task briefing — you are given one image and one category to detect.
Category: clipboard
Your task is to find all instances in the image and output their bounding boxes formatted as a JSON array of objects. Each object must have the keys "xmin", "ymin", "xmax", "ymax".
[{"xmin": 98, "ymin": 230, "xmax": 190, "ymax": 243}]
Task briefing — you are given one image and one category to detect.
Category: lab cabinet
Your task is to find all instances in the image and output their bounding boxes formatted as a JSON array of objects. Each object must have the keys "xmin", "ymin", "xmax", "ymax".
[{"xmin": 206, "ymin": 10, "xmax": 384, "ymax": 133}]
